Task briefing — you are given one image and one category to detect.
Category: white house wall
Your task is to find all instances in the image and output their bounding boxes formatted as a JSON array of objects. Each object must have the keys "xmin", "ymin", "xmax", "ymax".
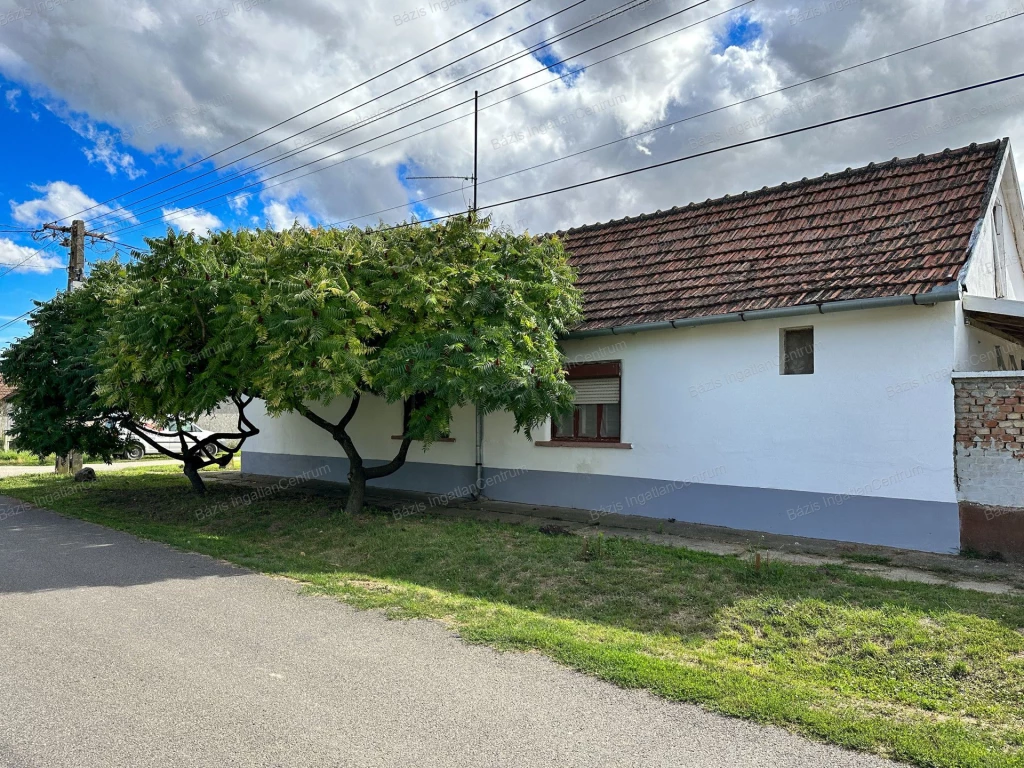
[
  {"xmin": 244, "ymin": 302, "xmax": 961, "ymax": 553},
  {"xmin": 246, "ymin": 397, "xmax": 479, "ymax": 494}
]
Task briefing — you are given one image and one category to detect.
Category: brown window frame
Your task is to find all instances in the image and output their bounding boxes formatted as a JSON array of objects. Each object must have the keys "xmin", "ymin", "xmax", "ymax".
[{"xmin": 551, "ymin": 361, "xmax": 622, "ymax": 443}]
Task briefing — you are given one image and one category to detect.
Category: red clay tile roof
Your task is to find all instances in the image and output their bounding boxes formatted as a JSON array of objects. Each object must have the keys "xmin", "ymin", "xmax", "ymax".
[
  {"xmin": 0, "ymin": 378, "xmax": 13, "ymax": 401},
  {"xmin": 560, "ymin": 139, "xmax": 1007, "ymax": 332}
]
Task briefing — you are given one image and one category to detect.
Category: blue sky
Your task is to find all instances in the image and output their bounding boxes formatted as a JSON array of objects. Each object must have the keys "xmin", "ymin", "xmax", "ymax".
[
  {"xmin": 3, "ymin": 0, "xmax": 1023, "ymax": 352},
  {"xmin": 715, "ymin": 12, "xmax": 762, "ymax": 53},
  {"xmin": 0, "ymin": 75, "xmax": 313, "ymax": 348}
]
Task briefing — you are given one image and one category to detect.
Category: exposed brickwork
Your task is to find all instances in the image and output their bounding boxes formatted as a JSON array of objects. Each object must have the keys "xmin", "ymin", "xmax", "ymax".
[
  {"xmin": 954, "ymin": 377, "xmax": 1024, "ymax": 459},
  {"xmin": 954, "ymin": 375, "xmax": 1024, "ymax": 561}
]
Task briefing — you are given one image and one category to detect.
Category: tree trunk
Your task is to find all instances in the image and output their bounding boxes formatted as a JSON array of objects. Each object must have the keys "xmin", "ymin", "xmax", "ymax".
[
  {"xmin": 183, "ymin": 459, "xmax": 207, "ymax": 495},
  {"xmin": 346, "ymin": 464, "xmax": 367, "ymax": 514},
  {"xmin": 296, "ymin": 397, "xmax": 411, "ymax": 516}
]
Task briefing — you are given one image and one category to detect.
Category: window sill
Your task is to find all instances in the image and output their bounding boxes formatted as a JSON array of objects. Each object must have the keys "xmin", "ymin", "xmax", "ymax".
[
  {"xmin": 535, "ymin": 440, "xmax": 632, "ymax": 449},
  {"xmin": 391, "ymin": 435, "xmax": 456, "ymax": 443}
]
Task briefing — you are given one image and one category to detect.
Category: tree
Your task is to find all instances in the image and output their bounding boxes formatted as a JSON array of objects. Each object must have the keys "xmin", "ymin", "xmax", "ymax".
[
  {"xmin": 94, "ymin": 232, "xmax": 260, "ymax": 494},
  {"xmin": 0, "ymin": 262, "xmax": 130, "ymax": 464},
  {"xmin": 230, "ymin": 215, "xmax": 583, "ymax": 513}
]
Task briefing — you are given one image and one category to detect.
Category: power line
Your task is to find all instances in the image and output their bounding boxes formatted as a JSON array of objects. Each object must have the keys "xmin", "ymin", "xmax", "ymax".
[
  {"xmin": 56, "ymin": 0, "xmax": 538, "ymax": 224},
  {"xmin": 80, "ymin": 0, "xmax": 623, "ymax": 228},
  {"xmin": 92, "ymin": 71, "xmax": 1024, "ymax": 267},
  {"xmin": 87, "ymin": 0, "xmax": 660, "ymax": 230},
  {"xmin": 0, "ymin": 238, "xmax": 62, "ymax": 282},
  {"xmin": 137, "ymin": 0, "xmax": 748, "ymax": 235},
  {"xmin": 354, "ymin": 70, "xmax": 1024, "ymax": 234},
  {"xmin": 0, "ymin": 307, "xmax": 36, "ymax": 334},
  {"xmin": 322, "ymin": 11, "xmax": 1024, "ymax": 228},
  {"xmin": 104, "ymin": 0, "xmax": 729, "ymax": 236}
]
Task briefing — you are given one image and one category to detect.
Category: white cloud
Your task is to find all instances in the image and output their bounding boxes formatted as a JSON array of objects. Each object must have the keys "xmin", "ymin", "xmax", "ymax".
[
  {"xmin": 263, "ymin": 200, "xmax": 311, "ymax": 230},
  {"xmin": 10, "ymin": 181, "xmax": 130, "ymax": 227},
  {"xmin": 73, "ymin": 120, "xmax": 144, "ymax": 180},
  {"xmin": 0, "ymin": 237, "xmax": 63, "ymax": 274},
  {"xmin": 229, "ymin": 192, "xmax": 251, "ymax": 215},
  {"xmin": 0, "ymin": 0, "xmax": 1020, "ymax": 236},
  {"xmin": 5, "ymin": 89, "xmax": 20, "ymax": 111},
  {"xmin": 162, "ymin": 206, "xmax": 222, "ymax": 233}
]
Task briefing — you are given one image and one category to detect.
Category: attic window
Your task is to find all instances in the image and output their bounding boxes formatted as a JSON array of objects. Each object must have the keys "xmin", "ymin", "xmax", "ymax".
[
  {"xmin": 993, "ymin": 201, "xmax": 1006, "ymax": 298},
  {"xmin": 781, "ymin": 327, "xmax": 814, "ymax": 375}
]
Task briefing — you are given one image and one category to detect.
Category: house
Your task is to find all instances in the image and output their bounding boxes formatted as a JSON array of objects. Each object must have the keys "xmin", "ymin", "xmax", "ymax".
[
  {"xmin": 243, "ymin": 138, "xmax": 1024, "ymax": 559},
  {"xmin": 0, "ymin": 377, "xmax": 14, "ymax": 451}
]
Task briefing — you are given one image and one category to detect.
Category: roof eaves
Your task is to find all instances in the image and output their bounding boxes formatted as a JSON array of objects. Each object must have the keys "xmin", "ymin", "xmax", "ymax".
[
  {"xmin": 563, "ymin": 282, "xmax": 962, "ymax": 340},
  {"xmin": 957, "ymin": 137, "xmax": 1012, "ymax": 287}
]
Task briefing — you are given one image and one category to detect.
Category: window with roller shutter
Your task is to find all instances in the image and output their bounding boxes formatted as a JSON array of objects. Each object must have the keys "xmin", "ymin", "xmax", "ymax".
[{"xmin": 552, "ymin": 362, "xmax": 621, "ymax": 442}]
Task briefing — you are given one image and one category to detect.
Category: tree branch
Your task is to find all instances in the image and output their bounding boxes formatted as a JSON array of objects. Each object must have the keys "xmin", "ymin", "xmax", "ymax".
[
  {"xmin": 296, "ymin": 403, "xmax": 335, "ymax": 434},
  {"xmin": 364, "ymin": 437, "xmax": 412, "ymax": 479},
  {"xmin": 337, "ymin": 393, "xmax": 361, "ymax": 431},
  {"xmin": 297, "ymin": 400, "xmax": 363, "ymax": 469}
]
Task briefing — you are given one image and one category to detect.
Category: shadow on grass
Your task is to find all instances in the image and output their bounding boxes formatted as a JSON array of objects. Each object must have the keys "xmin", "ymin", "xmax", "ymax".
[{"xmin": 27, "ymin": 470, "xmax": 1024, "ymax": 640}]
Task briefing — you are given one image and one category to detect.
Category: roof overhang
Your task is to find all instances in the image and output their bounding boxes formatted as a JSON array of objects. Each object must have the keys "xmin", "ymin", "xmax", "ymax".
[
  {"xmin": 564, "ymin": 282, "xmax": 962, "ymax": 340},
  {"xmin": 962, "ymin": 295, "xmax": 1024, "ymax": 346}
]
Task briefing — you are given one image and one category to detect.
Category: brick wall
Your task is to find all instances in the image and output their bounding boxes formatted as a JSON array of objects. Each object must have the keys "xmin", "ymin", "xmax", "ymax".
[{"xmin": 953, "ymin": 374, "xmax": 1024, "ymax": 560}]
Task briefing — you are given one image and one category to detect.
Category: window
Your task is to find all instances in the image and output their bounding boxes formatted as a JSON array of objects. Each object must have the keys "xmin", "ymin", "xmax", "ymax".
[
  {"xmin": 993, "ymin": 201, "xmax": 1006, "ymax": 298},
  {"xmin": 401, "ymin": 392, "xmax": 451, "ymax": 440},
  {"xmin": 552, "ymin": 362, "xmax": 621, "ymax": 442},
  {"xmin": 996, "ymin": 346, "xmax": 1007, "ymax": 371},
  {"xmin": 402, "ymin": 392, "xmax": 427, "ymax": 434},
  {"xmin": 781, "ymin": 327, "xmax": 814, "ymax": 375}
]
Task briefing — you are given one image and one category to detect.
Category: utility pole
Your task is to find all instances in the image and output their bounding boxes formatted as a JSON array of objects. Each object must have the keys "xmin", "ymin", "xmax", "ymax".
[
  {"xmin": 470, "ymin": 89, "xmax": 483, "ymax": 499},
  {"xmin": 404, "ymin": 90, "xmax": 479, "ymax": 220},
  {"xmin": 472, "ymin": 89, "xmax": 479, "ymax": 219},
  {"xmin": 404, "ymin": 94, "xmax": 485, "ymax": 498},
  {"xmin": 42, "ymin": 220, "xmax": 108, "ymax": 474},
  {"xmin": 43, "ymin": 220, "xmax": 106, "ymax": 291}
]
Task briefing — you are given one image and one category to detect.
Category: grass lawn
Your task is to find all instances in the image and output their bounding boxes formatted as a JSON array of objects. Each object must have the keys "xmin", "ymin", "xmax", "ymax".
[
  {"xmin": 0, "ymin": 450, "xmax": 56, "ymax": 466},
  {"xmin": 2, "ymin": 468, "xmax": 1023, "ymax": 768},
  {"xmin": 0, "ymin": 450, "xmax": 174, "ymax": 466}
]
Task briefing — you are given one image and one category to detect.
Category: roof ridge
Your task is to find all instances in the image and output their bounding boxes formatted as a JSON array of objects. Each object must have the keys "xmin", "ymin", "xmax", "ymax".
[
  {"xmin": 566, "ymin": 174, "xmax": 987, "ymax": 254},
  {"xmin": 553, "ymin": 138, "xmax": 1006, "ymax": 237}
]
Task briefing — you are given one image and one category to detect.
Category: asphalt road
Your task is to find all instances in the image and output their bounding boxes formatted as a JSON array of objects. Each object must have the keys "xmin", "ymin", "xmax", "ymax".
[
  {"xmin": 0, "ymin": 498, "xmax": 904, "ymax": 768},
  {"xmin": 0, "ymin": 460, "xmax": 179, "ymax": 478}
]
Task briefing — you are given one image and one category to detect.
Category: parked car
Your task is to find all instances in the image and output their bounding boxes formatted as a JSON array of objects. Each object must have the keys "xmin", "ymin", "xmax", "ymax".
[{"xmin": 122, "ymin": 420, "xmax": 221, "ymax": 461}]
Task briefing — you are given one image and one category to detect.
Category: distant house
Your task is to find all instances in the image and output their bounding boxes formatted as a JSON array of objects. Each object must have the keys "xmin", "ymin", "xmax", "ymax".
[
  {"xmin": 244, "ymin": 138, "xmax": 1024, "ymax": 560},
  {"xmin": 195, "ymin": 400, "xmax": 240, "ymax": 435},
  {"xmin": 0, "ymin": 377, "xmax": 14, "ymax": 451}
]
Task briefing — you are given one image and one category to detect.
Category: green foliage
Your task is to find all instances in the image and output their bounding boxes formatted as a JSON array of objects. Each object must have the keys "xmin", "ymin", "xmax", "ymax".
[
  {"xmin": 229, "ymin": 215, "xmax": 583, "ymax": 444},
  {"xmin": 95, "ymin": 230, "xmax": 255, "ymax": 422},
  {"xmin": 91, "ymin": 233, "xmax": 262, "ymax": 491},
  {"xmin": 0, "ymin": 262, "xmax": 129, "ymax": 461}
]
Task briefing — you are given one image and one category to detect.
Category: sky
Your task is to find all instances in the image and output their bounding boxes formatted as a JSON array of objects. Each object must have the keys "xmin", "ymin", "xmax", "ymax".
[{"xmin": 1, "ymin": 0, "xmax": 1023, "ymax": 347}]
